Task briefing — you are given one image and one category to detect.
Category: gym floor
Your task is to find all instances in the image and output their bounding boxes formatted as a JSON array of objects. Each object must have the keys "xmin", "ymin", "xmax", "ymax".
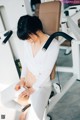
[{"xmin": 49, "ymin": 49, "xmax": 80, "ymax": 120}]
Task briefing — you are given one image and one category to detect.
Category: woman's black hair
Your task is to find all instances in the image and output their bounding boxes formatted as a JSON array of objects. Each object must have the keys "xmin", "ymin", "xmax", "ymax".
[{"xmin": 17, "ymin": 15, "xmax": 43, "ymax": 40}]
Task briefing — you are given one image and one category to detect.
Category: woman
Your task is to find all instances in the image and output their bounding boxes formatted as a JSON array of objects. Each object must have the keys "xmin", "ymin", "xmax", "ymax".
[{"xmin": 15, "ymin": 15, "xmax": 59, "ymax": 120}]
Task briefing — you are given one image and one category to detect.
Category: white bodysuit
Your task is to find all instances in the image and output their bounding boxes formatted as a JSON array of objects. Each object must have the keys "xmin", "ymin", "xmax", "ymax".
[{"xmin": 21, "ymin": 38, "xmax": 59, "ymax": 120}]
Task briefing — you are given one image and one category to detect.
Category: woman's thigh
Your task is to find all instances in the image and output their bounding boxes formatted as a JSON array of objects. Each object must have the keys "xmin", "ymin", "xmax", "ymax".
[{"xmin": 26, "ymin": 86, "xmax": 51, "ymax": 120}]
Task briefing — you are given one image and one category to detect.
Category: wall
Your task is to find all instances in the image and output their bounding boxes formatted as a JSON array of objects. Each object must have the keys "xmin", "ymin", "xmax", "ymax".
[
  {"xmin": 24, "ymin": 0, "xmax": 33, "ymax": 15},
  {"xmin": 0, "ymin": 0, "xmax": 27, "ymax": 85},
  {"xmin": 0, "ymin": 0, "xmax": 27, "ymax": 60}
]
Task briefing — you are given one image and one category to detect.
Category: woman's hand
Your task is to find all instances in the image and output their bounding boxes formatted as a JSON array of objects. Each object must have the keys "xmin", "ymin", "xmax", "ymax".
[
  {"xmin": 19, "ymin": 87, "xmax": 35, "ymax": 98},
  {"xmin": 15, "ymin": 78, "xmax": 27, "ymax": 91},
  {"xmin": 17, "ymin": 87, "xmax": 34, "ymax": 105},
  {"xmin": 15, "ymin": 68, "xmax": 36, "ymax": 91}
]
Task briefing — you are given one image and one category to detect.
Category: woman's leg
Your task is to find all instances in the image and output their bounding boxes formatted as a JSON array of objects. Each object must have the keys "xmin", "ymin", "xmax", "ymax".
[
  {"xmin": 26, "ymin": 86, "xmax": 51, "ymax": 120},
  {"xmin": 19, "ymin": 105, "xmax": 30, "ymax": 120},
  {"xmin": 19, "ymin": 112, "xmax": 26, "ymax": 120}
]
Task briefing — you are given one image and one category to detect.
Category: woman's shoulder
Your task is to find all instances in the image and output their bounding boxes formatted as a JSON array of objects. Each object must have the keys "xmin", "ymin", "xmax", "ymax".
[{"xmin": 23, "ymin": 41, "xmax": 30, "ymax": 48}]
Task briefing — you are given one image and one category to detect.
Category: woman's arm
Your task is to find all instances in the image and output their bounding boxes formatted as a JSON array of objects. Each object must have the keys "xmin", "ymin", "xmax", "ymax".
[
  {"xmin": 32, "ymin": 40, "xmax": 59, "ymax": 90},
  {"xmin": 15, "ymin": 68, "xmax": 36, "ymax": 91},
  {"xmin": 16, "ymin": 40, "xmax": 59, "ymax": 92}
]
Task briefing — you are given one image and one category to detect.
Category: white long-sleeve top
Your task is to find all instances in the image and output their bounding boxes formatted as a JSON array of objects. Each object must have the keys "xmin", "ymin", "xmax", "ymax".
[{"xmin": 21, "ymin": 38, "xmax": 59, "ymax": 90}]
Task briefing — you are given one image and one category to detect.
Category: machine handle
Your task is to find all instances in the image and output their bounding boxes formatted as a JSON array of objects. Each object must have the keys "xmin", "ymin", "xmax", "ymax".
[
  {"xmin": 3, "ymin": 30, "xmax": 13, "ymax": 44},
  {"xmin": 43, "ymin": 32, "xmax": 74, "ymax": 50}
]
